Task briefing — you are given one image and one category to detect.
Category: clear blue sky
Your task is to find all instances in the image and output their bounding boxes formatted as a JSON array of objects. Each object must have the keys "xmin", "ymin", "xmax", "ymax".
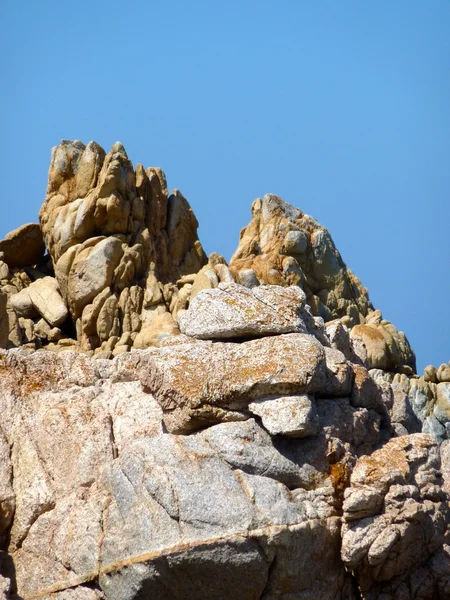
[{"xmin": 1, "ymin": 1, "xmax": 449, "ymax": 372}]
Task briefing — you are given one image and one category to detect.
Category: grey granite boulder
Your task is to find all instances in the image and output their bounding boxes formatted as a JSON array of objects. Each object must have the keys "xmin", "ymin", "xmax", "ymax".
[
  {"xmin": 179, "ymin": 282, "xmax": 308, "ymax": 339},
  {"xmin": 139, "ymin": 333, "xmax": 327, "ymax": 433},
  {"xmin": 248, "ymin": 394, "xmax": 319, "ymax": 438}
]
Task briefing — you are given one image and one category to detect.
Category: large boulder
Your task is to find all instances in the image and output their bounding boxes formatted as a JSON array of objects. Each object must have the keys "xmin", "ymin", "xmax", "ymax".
[
  {"xmin": 0, "ymin": 223, "xmax": 45, "ymax": 268},
  {"xmin": 139, "ymin": 333, "xmax": 327, "ymax": 433},
  {"xmin": 179, "ymin": 282, "xmax": 308, "ymax": 339}
]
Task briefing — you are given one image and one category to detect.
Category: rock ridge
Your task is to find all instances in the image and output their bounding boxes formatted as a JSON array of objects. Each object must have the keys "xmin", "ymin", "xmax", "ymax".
[{"xmin": 0, "ymin": 140, "xmax": 449, "ymax": 600}]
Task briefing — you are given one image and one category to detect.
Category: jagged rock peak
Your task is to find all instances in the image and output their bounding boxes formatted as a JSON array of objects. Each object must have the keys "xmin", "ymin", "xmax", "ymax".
[
  {"xmin": 0, "ymin": 141, "xmax": 421, "ymax": 375},
  {"xmin": 230, "ymin": 193, "xmax": 416, "ymax": 373},
  {"xmin": 0, "ymin": 140, "xmax": 209, "ymax": 355}
]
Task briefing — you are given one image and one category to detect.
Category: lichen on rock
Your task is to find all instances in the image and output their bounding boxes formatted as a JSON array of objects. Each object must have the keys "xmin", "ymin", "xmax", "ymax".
[{"xmin": 0, "ymin": 140, "xmax": 449, "ymax": 600}]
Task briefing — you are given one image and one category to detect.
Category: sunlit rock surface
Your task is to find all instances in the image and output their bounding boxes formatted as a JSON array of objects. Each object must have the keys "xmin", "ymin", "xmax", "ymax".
[{"xmin": 0, "ymin": 141, "xmax": 449, "ymax": 599}]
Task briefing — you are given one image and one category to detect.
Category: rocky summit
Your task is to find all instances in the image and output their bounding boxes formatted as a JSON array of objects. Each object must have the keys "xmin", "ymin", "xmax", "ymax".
[{"xmin": 0, "ymin": 141, "xmax": 449, "ymax": 600}]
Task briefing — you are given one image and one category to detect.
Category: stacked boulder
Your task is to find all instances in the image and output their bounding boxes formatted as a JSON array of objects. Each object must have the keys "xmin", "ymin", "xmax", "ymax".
[
  {"xmin": 39, "ymin": 140, "xmax": 207, "ymax": 355},
  {"xmin": 0, "ymin": 142, "xmax": 415, "ymax": 372},
  {"xmin": 0, "ymin": 141, "xmax": 449, "ymax": 450},
  {"xmin": 0, "ymin": 140, "xmax": 449, "ymax": 598},
  {"xmin": 0, "ymin": 140, "xmax": 208, "ymax": 355},
  {"xmin": 0, "ymin": 280, "xmax": 448, "ymax": 599},
  {"xmin": 0, "ymin": 223, "xmax": 56, "ymax": 349},
  {"xmin": 229, "ymin": 194, "xmax": 416, "ymax": 374}
]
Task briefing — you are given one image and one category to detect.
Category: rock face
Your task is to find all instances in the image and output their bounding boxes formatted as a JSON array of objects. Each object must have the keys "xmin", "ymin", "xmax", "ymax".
[
  {"xmin": 0, "ymin": 140, "xmax": 449, "ymax": 600},
  {"xmin": 139, "ymin": 333, "xmax": 327, "ymax": 433},
  {"xmin": 341, "ymin": 435, "xmax": 448, "ymax": 597},
  {"xmin": 229, "ymin": 194, "xmax": 416, "ymax": 373},
  {"xmin": 0, "ymin": 318, "xmax": 448, "ymax": 599}
]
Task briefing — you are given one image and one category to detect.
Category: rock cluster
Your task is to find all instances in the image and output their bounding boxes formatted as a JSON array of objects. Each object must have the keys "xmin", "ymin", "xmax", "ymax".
[
  {"xmin": 0, "ymin": 142, "xmax": 415, "ymax": 376},
  {"xmin": 0, "ymin": 140, "xmax": 207, "ymax": 357},
  {"xmin": 0, "ymin": 141, "xmax": 449, "ymax": 599}
]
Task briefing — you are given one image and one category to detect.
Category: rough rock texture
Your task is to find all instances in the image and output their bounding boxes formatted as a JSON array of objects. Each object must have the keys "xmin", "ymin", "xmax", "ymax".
[
  {"xmin": 341, "ymin": 434, "xmax": 449, "ymax": 598},
  {"xmin": 0, "ymin": 223, "xmax": 45, "ymax": 268},
  {"xmin": 38, "ymin": 140, "xmax": 207, "ymax": 353},
  {"xmin": 0, "ymin": 334, "xmax": 448, "ymax": 600},
  {"xmin": 179, "ymin": 283, "xmax": 308, "ymax": 339},
  {"xmin": 0, "ymin": 140, "xmax": 208, "ymax": 354},
  {"xmin": 229, "ymin": 194, "xmax": 371, "ymax": 319},
  {"xmin": 0, "ymin": 141, "xmax": 416, "ymax": 377},
  {"xmin": 229, "ymin": 194, "xmax": 416, "ymax": 373},
  {"xmin": 0, "ymin": 140, "xmax": 449, "ymax": 600},
  {"xmin": 140, "ymin": 333, "xmax": 327, "ymax": 433}
]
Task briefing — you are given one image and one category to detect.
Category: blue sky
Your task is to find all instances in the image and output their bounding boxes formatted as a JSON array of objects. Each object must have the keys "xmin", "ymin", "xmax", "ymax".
[{"xmin": 1, "ymin": 1, "xmax": 449, "ymax": 372}]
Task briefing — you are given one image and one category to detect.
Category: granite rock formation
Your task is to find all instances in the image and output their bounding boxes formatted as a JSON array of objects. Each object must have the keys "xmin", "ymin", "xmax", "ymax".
[{"xmin": 0, "ymin": 141, "xmax": 449, "ymax": 600}]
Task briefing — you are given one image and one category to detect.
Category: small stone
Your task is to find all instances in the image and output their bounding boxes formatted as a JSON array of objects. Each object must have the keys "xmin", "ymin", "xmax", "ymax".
[
  {"xmin": 0, "ymin": 260, "xmax": 10, "ymax": 281},
  {"xmin": 248, "ymin": 395, "xmax": 319, "ymax": 437},
  {"xmin": 47, "ymin": 327, "xmax": 62, "ymax": 342},
  {"xmin": 237, "ymin": 269, "xmax": 260, "ymax": 288},
  {"xmin": 190, "ymin": 267, "xmax": 219, "ymax": 300},
  {"xmin": 33, "ymin": 318, "xmax": 52, "ymax": 340},
  {"xmin": 437, "ymin": 364, "xmax": 450, "ymax": 383},
  {"xmin": 112, "ymin": 344, "xmax": 129, "ymax": 357},
  {"xmin": 282, "ymin": 230, "xmax": 308, "ymax": 254},
  {"xmin": 176, "ymin": 273, "xmax": 196, "ymax": 287},
  {"xmin": 214, "ymin": 263, "xmax": 235, "ymax": 284}
]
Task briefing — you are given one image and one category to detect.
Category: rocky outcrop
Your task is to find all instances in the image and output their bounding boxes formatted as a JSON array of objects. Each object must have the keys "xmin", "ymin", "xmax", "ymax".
[
  {"xmin": 0, "ymin": 140, "xmax": 449, "ymax": 599},
  {"xmin": 0, "ymin": 140, "xmax": 207, "ymax": 355},
  {"xmin": 229, "ymin": 194, "xmax": 372, "ymax": 322},
  {"xmin": 0, "ymin": 141, "xmax": 416, "ymax": 374},
  {"xmin": 229, "ymin": 193, "xmax": 416, "ymax": 374},
  {"xmin": 39, "ymin": 140, "xmax": 207, "ymax": 353},
  {"xmin": 342, "ymin": 434, "xmax": 449, "ymax": 598},
  {"xmin": 0, "ymin": 297, "xmax": 448, "ymax": 599}
]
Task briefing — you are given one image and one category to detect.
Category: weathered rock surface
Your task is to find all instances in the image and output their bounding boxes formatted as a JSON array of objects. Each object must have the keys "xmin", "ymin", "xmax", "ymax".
[
  {"xmin": 139, "ymin": 333, "xmax": 327, "ymax": 433},
  {"xmin": 229, "ymin": 194, "xmax": 371, "ymax": 321},
  {"xmin": 341, "ymin": 434, "xmax": 449, "ymax": 598},
  {"xmin": 22, "ymin": 276, "xmax": 68, "ymax": 327},
  {"xmin": 0, "ymin": 342, "xmax": 448, "ymax": 600},
  {"xmin": 248, "ymin": 394, "xmax": 319, "ymax": 437},
  {"xmin": 179, "ymin": 283, "xmax": 308, "ymax": 339},
  {"xmin": 229, "ymin": 194, "xmax": 416, "ymax": 373},
  {"xmin": 0, "ymin": 139, "xmax": 449, "ymax": 600},
  {"xmin": 34, "ymin": 140, "xmax": 207, "ymax": 352},
  {"xmin": 0, "ymin": 140, "xmax": 418, "ymax": 382},
  {"xmin": 0, "ymin": 223, "xmax": 45, "ymax": 268},
  {"xmin": 350, "ymin": 309, "xmax": 416, "ymax": 373}
]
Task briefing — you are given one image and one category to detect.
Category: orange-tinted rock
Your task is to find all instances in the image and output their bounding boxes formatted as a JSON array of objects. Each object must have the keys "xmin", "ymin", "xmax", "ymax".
[{"xmin": 139, "ymin": 333, "xmax": 326, "ymax": 433}]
